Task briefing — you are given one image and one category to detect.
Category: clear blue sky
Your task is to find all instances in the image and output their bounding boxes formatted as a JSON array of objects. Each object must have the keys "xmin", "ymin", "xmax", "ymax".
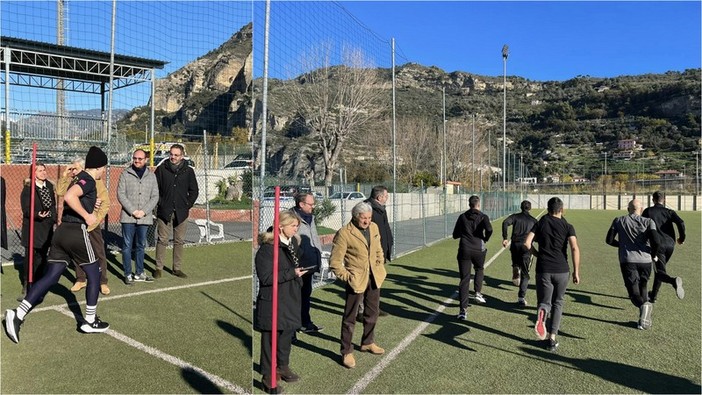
[{"xmin": 340, "ymin": 1, "xmax": 702, "ymax": 81}]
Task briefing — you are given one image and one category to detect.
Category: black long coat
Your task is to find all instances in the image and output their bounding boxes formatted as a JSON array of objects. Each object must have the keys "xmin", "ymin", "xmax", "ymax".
[
  {"xmin": 20, "ymin": 181, "xmax": 56, "ymax": 249},
  {"xmin": 365, "ymin": 198, "xmax": 394, "ymax": 262},
  {"xmin": 255, "ymin": 234, "xmax": 303, "ymax": 331}
]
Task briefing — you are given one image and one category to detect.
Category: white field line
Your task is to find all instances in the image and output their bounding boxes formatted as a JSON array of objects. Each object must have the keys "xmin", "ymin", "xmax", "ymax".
[
  {"xmin": 348, "ymin": 209, "xmax": 549, "ymax": 395},
  {"xmin": 31, "ymin": 275, "xmax": 251, "ymax": 313},
  {"xmin": 52, "ymin": 306, "xmax": 250, "ymax": 394}
]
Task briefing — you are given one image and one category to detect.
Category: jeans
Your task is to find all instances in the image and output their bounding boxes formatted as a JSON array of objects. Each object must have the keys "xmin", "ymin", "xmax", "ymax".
[{"xmin": 122, "ymin": 223, "xmax": 149, "ymax": 278}]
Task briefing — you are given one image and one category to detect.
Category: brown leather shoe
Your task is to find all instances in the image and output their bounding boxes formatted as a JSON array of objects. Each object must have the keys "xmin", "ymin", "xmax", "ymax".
[
  {"xmin": 261, "ymin": 375, "xmax": 283, "ymax": 394},
  {"xmin": 71, "ymin": 281, "xmax": 87, "ymax": 292},
  {"xmin": 276, "ymin": 366, "xmax": 300, "ymax": 383},
  {"xmin": 342, "ymin": 353, "xmax": 356, "ymax": 368},
  {"xmin": 100, "ymin": 284, "xmax": 111, "ymax": 295},
  {"xmin": 360, "ymin": 343, "xmax": 385, "ymax": 355},
  {"xmin": 173, "ymin": 270, "xmax": 188, "ymax": 278},
  {"xmin": 153, "ymin": 269, "xmax": 162, "ymax": 279}
]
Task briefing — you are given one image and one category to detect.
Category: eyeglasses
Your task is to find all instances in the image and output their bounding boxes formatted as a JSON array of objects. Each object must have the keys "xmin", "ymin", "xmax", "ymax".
[
  {"xmin": 133, "ymin": 157, "xmax": 145, "ymax": 160},
  {"xmin": 303, "ymin": 201, "xmax": 315, "ymax": 207}
]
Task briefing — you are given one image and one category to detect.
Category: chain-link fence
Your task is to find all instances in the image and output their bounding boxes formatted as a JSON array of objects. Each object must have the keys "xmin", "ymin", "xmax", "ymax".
[{"xmin": 1, "ymin": 2, "xmax": 254, "ymax": 264}]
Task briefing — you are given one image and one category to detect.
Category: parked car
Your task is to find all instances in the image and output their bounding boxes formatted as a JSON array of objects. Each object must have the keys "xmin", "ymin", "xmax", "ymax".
[
  {"xmin": 262, "ymin": 191, "xmax": 295, "ymax": 202},
  {"xmin": 329, "ymin": 191, "xmax": 366, "ymax": 200},
  {"xmin": 223, "ymin": 159, "xmax": 253, "ymax": 170}
]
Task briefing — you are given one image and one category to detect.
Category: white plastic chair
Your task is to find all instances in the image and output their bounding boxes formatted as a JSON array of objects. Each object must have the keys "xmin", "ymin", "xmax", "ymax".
[{"xmin": 194, "ymin": 219, "xmax": 224, "ymax": 243}]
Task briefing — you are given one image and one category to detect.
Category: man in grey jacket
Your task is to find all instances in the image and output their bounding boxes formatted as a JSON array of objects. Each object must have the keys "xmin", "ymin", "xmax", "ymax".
[
  {"xmin": 117, "ymin": 149, "xmax": 160, "ymax": 284},
  {"xmin": 292, "ymin": 192, "xmax": 324, "ymax": 333},
  {"xmin": 606, "ymin": 199, "xmax": 660, "ymax": 330}
]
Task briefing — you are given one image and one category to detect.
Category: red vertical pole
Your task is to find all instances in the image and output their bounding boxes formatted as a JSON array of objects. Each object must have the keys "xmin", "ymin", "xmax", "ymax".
[
  {"xmin": 27, "ymin": 143, "xmax": 37, "ymax": 285},
  {"xmin": 270, "ymin": 186, "xmax": 280, "ymax": 391}
]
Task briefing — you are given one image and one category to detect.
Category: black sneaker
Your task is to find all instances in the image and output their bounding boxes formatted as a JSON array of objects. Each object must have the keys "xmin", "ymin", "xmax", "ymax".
[
  {"xmin": 457, "ymin": 309, "xmax": 467, "ymax": 320},
  {"xmin": 356, "ymin": 312, "xmax": 363, "ymax": 322},
  {"xmin": 80, "ymin": 316, "xmax": 110, "ymax": 333},
  {"xmin": 378, "ymin": 309, "xmax": 389, "ymax": 317},
  {"xmin": 300, "ymin": 323, "xmax": 324, "ymax": 333},
  {"xmin": 547, "ymin": 338, "xmax": 559, "ymax": 352},
  {"xmin": 4, "ymin": 309, "xmax": 22, "ymax": 343},
  {"xmin": 124, "ymin": 274, "xmax": 134, "ymax": 286}
]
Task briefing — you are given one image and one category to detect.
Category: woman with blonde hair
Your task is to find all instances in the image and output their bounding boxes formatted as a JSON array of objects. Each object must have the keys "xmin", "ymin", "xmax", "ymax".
[{"xmin": 255, "ymin": 210, "xmax": 309, "ymax": 393}]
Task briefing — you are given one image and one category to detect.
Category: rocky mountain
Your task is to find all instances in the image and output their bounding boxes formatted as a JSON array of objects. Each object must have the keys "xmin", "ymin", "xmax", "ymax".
[
  {"xmin": 118, "ymin": 22, "xmax": 253, "ymax": 139},
  {"xmin": 257, "ymin": 63, "xmax": 700, "ymax": 183}
]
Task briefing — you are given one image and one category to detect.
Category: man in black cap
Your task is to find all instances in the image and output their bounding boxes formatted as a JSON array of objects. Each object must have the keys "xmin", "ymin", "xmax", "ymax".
[
  {"xmin": 502, "ymin": 200, "xmax": 538, "ymax": 307},
  {"xmin": 4, "ymin": 146, "xmax": 110, "ymax": 344}
]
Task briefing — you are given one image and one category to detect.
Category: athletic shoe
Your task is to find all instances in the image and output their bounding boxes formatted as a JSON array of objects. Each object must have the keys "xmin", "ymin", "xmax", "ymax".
[
  {"xmin": 100, "ymin": 284, "xmax": 111, "ymax": 295},
  {"xmin": 457, "ymin": 310, "xmax": 467, "ymax": 320},
  {"xmin": 639, "ymin": 302, "xmax": 653, "ymax": 330},
  {"xmin": 512, "ymin": 267, "xmax": 521, "ymax": 286},
  {"xmin": 133, "ymin": 273, "xmax": 155, "ymax": 282},
  {"xmin": 80, "ymin": 316, "xmax": 110, "ymax": 333},
  {"xmin": 4, "ymin": 309, "xmax": 22, "ymax": 343},
  {"xmin": 674, "ymin": 277, "xmax": 685, "ymax": 300},
  {"xmin": 647, "ymin": 291, "xmax": 656, "ymax": 304},
  {"xmin": 547, "ymin": 338, "xmax": 559, "ymax": 352},
  {"xmin": 173, "ymin": 270, "xmax": 188, "ymax": 278},
  {"xmin": 535, "ymin": 308, "xmax": 547, "ymax": 340},
  {"xmin": 474, "ymin": 293, "xmax": 487, "ymax": 304},
  {"xmin": 356, "ymin": 312, "xmax": 363, "ymax": 322},
  {"xmin": 124, "ymin": 275, "xmax": 134, "ymax": 286},
  {"xmin": 70, "ymin": 281, "xmax": 87, "ymax": 292},
  {"xmin": 518, "ymin": 297, "xmax": 528, "ymax": 307},
  {"xmin": 378, "ymin": 309, "xmax": 389, "ymax": 317}
]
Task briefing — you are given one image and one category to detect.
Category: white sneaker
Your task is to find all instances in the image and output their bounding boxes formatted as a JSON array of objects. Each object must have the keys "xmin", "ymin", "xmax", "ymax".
[
  {"xmin": 80, "ymin": 316, "xmax": 110, "ymax": 333},
  {"xmin": 518, "ymin": 297, "xmax": 528, "ymax": 307},
  {"xmin": 474, "ymin": 293, "xmax": 487, "ymax": 304}
]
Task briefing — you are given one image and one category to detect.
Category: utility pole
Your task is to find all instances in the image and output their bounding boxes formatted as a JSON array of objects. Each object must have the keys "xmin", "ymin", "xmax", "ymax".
[{"xmin": 502, "ymin": 44, "xmax": 509, "ymax": 192}]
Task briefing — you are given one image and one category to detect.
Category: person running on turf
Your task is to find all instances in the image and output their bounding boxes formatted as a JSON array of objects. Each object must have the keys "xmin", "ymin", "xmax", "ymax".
[
  {"xmin": 606, "ymin": 199, "xmax": 660, "ymax": 330},
  {"xmin": 4, "ymin": 146, "xmax": 110, "ymax": 344},
  {"xmin": 453, "ymin": 195, "xmax": 493, "ymax": 320},
  {"xmin": 524, "ymin": 197, "xmax": 580, "ymax": 352},
  {"xmin": 642, "ymin": 191, "xmax": 686, "ymax": 302},
  {"xmin": 502, "ymin": 200, "xmax": 537, "ymax": 307}
]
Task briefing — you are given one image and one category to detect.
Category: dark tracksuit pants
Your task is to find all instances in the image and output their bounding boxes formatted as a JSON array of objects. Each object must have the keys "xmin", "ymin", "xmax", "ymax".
[
  {"xmin": 620, "ymin": 261, "xmax": 652, "ymax": 307},
  {"xmin": 458, "ymin": 249, "xmax": 486, "ymax": 310},
  {"xmin": 650, "ymin": 242, "xmax": 677, "ymax": 299}
]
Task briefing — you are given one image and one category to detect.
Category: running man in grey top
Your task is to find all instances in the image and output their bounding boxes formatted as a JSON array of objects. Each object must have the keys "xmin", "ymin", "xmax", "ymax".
[{"xmin": 606, "ymin": 199, "xmax": 660, "ymax": 330}]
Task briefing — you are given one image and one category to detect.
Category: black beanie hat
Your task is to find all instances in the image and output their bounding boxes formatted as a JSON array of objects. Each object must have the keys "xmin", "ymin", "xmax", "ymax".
[{"xmin": 85, "ymin": 146, "xmax": 108, "ymax": 169}]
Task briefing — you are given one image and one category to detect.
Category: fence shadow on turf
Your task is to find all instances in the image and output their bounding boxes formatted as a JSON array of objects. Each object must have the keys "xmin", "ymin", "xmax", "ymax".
[
  {"xmin": 521, "ymin": 346, "xmax": 702, "ymax": 394},
  {"xmin": 181, "ymin": 367, "xmax": 224, "ymax": 394},
  {"xmin": 423, "ymin": 314, "xmax": 476, "ymax": 351}
]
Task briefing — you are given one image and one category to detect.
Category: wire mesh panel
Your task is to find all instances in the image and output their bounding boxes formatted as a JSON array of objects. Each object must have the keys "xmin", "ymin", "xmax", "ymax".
[{"xmin": 1, "ymin": 2, "xmax": 253, "ymax": 264}]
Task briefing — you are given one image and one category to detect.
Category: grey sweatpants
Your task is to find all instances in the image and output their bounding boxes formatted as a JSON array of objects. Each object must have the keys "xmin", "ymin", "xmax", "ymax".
[{"xmin": 536, "ymin": 272, "xmax": 570, "ymax": 336}]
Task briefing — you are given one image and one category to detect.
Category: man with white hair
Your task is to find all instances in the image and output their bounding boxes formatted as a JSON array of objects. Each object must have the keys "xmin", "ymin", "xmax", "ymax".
[
  {"xmin": 329, "ymin": 201, "xmax": 387, "ymax": 369},
  {"xmin": 606, "ymin": 199, "xmax": 660, "ymax": 329}
]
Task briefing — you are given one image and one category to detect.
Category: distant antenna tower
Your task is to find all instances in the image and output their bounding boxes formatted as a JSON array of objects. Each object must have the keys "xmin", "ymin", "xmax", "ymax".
[{"xmin": 57, "ymin": 0, "xmax": 67, "ymax": 140}]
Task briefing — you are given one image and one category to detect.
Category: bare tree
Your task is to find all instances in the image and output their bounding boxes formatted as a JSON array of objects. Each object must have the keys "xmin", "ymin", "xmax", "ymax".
[
  {"xmin": 284, "ymin": 44, "xmax": 387, "ymax": 186},
  {"xmin": 396, "ymin": 116, "xmax": 439, "ymax": 182}
]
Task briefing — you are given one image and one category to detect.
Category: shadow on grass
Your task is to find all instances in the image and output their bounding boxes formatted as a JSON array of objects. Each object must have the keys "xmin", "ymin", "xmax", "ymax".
[
  {"xmin": 181, "ymin": 367, "xmax": 224, "ymax": 394},
  {"xmin": 217, "ymin": 320, "xmax": 253, "ymax": 357},
  {"xmin": 423, "ymin": 314, "xmax": 475, "ymax": 351},
  {"xmin": 521, "ymin": 346, "xmax": 702, "ymax": 393},
  {"xmin": 566, "ymin": 289, "xmax": 626, "ymax": 309}
]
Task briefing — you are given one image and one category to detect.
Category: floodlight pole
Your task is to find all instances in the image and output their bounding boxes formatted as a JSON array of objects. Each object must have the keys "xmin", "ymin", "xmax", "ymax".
[{"xmin": 502, "ymin": 44, "xmax": 509, "ymax": 192}]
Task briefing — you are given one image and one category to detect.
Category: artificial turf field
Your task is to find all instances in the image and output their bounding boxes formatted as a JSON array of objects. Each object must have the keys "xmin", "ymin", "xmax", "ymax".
[
  {"xmin": 1, "ymin": 241, "xmax": 253, "ymax": 394},
  {"xmin": 253, "ymin": 209, "xmax": 700, "ymax": 394},
  {"xmin": 0, "ymin": 210, "xmax": 699, "ymax": 394}
]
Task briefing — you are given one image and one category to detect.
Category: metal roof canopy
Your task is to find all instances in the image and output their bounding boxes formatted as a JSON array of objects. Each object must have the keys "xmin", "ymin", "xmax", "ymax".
[{"xmin": 0, "ymin": 36, "xmax": 167, "ymax": 93}]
